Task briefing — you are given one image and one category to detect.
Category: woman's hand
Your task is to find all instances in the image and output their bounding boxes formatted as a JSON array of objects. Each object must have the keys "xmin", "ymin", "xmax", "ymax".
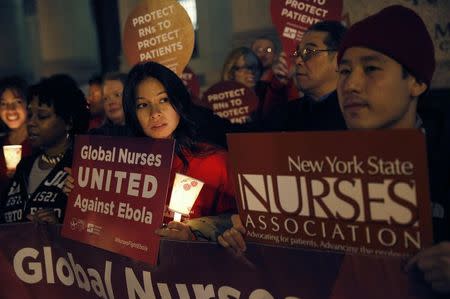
[
  {"xmin": 218, "ymin": 214, "xmax": 246, "ymax": 254},
  {"xmin": 62, "ymin": 167, "xmax": 74, "ymax": 195},
  {"xmin": 155, "ymin": 221, "xmax": 196, "ymax": 241}
]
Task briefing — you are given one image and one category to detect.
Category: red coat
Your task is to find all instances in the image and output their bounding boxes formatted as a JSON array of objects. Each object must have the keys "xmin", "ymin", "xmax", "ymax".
[{"xmin": 164, "ymin": 145, "xmax": 237, "ymax": 221}]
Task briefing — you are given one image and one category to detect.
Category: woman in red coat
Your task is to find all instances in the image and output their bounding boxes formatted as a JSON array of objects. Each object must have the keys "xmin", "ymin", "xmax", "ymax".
[{"xmin": 122, "ymin": 62, "xmax": 237, "ymax": 240}]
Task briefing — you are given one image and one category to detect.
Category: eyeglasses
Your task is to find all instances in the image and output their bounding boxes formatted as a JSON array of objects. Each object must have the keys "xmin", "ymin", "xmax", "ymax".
[
  {"xmin": 292, "ymin": 48, "xmax": 336, "ymax": 62},
  {"xmin": 233, "ymin": 64, "xmax": 259, "ymax": 73},
  {"xmin": 253, "ymin": 47, "xmax": 273, "ymax": 55}
]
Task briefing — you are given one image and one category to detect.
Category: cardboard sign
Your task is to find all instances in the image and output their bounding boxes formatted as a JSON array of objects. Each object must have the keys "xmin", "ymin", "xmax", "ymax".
[
  {"xmin": 201, "ymin": 81, "xmax": 259, "ymax": 124},
  {"xmin": 181, "ymin": 66, "xmax": 200, "ymax": 99},
  {"xmin": 122, "ymin": 0, "xmax": 195, "ymax": 75},
  {"xmin": 271, "ymin": 0, "xmax": 343, "ymax": 66},
  {"xmin": 61, "ymin": 135, "xmax": 175, "ymax": 265},
  {"xmin": 227, "ymin": 130, "xmax": 433, "ymax": 257}
]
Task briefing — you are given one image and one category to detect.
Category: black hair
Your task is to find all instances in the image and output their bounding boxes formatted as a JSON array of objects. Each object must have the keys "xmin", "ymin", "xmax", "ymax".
[
  {"xmin": 88, "ymin": 74, "xmax": 103, "ymax": 86},
  {"xmin": 27, "ymin": 74, "xmax": 90, "ymax": 137},
  {"xmin": 123, "ymin": 62, "xmax": 201, "ymax": 170},
  {"xmin": 0, "ymin": 76, "xmax": 28, "ymax": 101},
  {"xmin": 307, "ymin": 20, "xmax": 348, "ymax": 50},
  {"xmin": 0, "ymin": 76, "xmax": 28, "ymax": 133}
]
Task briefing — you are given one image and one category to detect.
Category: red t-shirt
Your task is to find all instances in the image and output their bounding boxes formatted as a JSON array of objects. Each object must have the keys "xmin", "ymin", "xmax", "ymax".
[{"xmin": 164, "ymin": 145, "xmax": 237, "ymax": 222}]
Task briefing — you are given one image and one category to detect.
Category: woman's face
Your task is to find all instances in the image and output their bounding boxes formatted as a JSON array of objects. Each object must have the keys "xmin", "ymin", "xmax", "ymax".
[
  {"xmin": 103, "ymin": 79, "xmax": 125, "ymax": 125},
  {"xmin": 27, "ymin": 97, "xmax": 68, "ymax": 151},
  {"xmin": 135, "ymin": 77, "xmax": 180, "ymax": 139},
  {"xmin": 233, "ymin": 55, "xmax": 258, "ymax": 88},
  {"xmin": 0, "ymin": 88, "xmax": 27, "ymax": 130}
]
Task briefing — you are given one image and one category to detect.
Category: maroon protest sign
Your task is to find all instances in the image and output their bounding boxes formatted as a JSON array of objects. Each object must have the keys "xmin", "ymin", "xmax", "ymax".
[
  {"xmin": 0, "ymin": 223, "xmax": 437, "ymax": 299},
  {"xmin": 201, "ymin": 81, "xmax": 259, "ymax": 124},
  {"xmin": 61, "ymin": 135, "xmax": 174, "ymax": 265},
  {"xmin": 122, "ymin": 0, "xmax": 194, "ymax": 75},
  {"xmin": 271, "ymin": 0, "xmax": 343, "ymax": 66},
  {"xmin": 227, "ymin": 130, "xmax": 433, "ymax": 257},
  {"xmin": 181, "ymin": 66, "xmax": 200, "ymax": 99}
]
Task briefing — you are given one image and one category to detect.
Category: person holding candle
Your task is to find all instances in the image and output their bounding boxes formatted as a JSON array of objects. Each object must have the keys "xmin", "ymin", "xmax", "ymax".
[
  {"xmin": 0, "ymin": 76, "xmax": 32, "ymax": 195},
  {"xmin": 127, "ymin": 62, "xmax": 237, "ymax": 240},
  {"xmin": 0, "ymin": 74, "xmax": 89, "ymax": 224},
  {"xmin": 64, "ymin": 62, "xmax": 237, "ymax": 241}
]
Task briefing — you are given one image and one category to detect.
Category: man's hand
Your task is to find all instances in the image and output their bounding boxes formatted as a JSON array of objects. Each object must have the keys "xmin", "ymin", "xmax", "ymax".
[
  {"xmin": 155, "ymin": 221, "xmax": 196, "ymax": 241},
  {"xmin": 218, "ymin": 214, "xmax": 246, "ymax": 254},
  {"xmin": 272, "ymin": 52, "xmax": 290, "ymax": 85},
  {"xmin": 405, "ymin": 242, "xmax": 450, "ymax": 293}
]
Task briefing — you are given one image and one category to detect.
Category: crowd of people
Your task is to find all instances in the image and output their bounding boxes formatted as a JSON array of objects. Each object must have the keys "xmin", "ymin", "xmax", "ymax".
[{"xmin": 0, "ymin": 4, "xmax": 449, "ymax": 294}]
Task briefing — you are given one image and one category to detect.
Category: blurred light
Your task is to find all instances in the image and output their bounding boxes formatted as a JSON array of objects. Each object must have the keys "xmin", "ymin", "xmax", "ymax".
[{"xmin": 178, "ymin": 0, "xmax": 198, "ymax": 29}]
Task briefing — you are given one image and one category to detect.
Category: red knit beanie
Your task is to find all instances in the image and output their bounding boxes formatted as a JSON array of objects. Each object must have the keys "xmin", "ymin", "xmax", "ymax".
[{"xmin": 338, "ymin": 5, "xmax": 435, "ymax": 86}]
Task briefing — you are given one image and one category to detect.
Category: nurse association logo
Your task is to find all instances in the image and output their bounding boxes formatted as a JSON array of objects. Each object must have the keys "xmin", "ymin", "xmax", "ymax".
[
  {"xmin": 69, "ymin": 218, "xmax": 86, "ymax": 232},
  {"xmin": 282, "ymin": 26, "xmax": 297, "ymax": 39}
]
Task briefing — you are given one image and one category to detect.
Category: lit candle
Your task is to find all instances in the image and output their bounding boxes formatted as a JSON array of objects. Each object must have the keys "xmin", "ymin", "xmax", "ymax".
[
  {"xmin": 3, "ymin": 145, "xmax": 22, "ymax": 171},
  {"xmin": 168, "ymin": 173, "xmax": 204, "ymax": 221}
]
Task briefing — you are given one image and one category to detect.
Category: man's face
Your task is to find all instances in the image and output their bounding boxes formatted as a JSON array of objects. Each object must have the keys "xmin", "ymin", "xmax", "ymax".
[
  {"xmin": 294, "ymin": 31, "xmax": 338, "ymax": 98},
  {"xmin": 87, "ymin": 83, "xmax": 103, "ymax": 115},
  {"xmin": 251, "ymin": 39, "xmax": 275, "ymax": 69},
  {"xmin": 337, "ymin": 47, "xmax": 426, "ymax": 130}
]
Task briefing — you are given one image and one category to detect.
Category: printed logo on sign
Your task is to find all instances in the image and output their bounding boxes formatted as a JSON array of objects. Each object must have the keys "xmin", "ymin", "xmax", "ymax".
[
  {"xmin": 70, "ymin": 218, "xmax": 85, "ymax": 232},
  {"xmin": 283, "ymin": 27, "xmax": 297, "ymax": 39},
  {"xmin": 86, "ymin": 223, "xmax": 102, "ymax": 235}
]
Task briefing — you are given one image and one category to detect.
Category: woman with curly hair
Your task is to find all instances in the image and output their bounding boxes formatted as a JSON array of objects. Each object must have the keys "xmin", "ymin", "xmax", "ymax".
[{"xmin": 0, "ymin": 74, "xmax": 89, "ymax": 224}]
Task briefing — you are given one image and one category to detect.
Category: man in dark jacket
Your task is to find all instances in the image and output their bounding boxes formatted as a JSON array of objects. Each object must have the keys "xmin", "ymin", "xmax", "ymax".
[{"xmin": 264, "ymin": 20, "xmax": 347, "ymax": 131}]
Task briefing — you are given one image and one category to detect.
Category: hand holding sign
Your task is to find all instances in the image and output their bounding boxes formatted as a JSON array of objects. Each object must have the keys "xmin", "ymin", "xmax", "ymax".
[
  {"xmin": 123, "ymin": 0, "xmax": 194, "ymax": 75},
  {"xmin": 271, "ymin": 0, "xmax": 343, "ymax": 68}
]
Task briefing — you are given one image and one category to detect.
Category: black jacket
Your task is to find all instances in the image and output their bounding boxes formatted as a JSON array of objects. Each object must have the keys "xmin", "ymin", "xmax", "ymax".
[
  {"xmin": 0, "ymin": 150, "xmax": 72, "ymax": 223},
  {"xmin": 264, "ymin": 91, "xmax": 347, "ymax": 132}
]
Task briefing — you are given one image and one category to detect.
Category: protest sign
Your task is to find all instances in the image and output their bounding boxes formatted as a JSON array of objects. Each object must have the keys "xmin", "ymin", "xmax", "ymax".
[
  {"xmin": 227, "ymin": 130, "xmax": 433, "ymax": 257},
  {"xmin": 122, "ymin": 0, "xmax": 194, "ymax": 75},
  {"xmin": 271, "ymin": 0, "xmax": 343, "ymax": 67},
  {"xmin": 61, "ymin": 135, "xmax": 174, "ymax": 265},
  {"xmin": 0, "ymin": 223, "xmax": 437, "ymax": 299},
  {"xmin": 201, "ymin": 81, "xmax": 259, "ymax": 124},
  {"xmin": 181, "ymin": 66, "xmax": 200, "ymax": 99}
]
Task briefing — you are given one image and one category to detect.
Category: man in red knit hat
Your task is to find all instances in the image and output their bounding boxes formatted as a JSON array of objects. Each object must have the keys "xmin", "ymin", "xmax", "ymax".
[
  {"xmin": 219, "ymin": 5, "xmax": 450, "ymax": 293},
  {"xmin": 220, "ymin": 4, "xmax": 450, "ymax": 294},
  {"xmin": 337, "ymin": 5, "xmax": 450, "ymax": 293}
]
